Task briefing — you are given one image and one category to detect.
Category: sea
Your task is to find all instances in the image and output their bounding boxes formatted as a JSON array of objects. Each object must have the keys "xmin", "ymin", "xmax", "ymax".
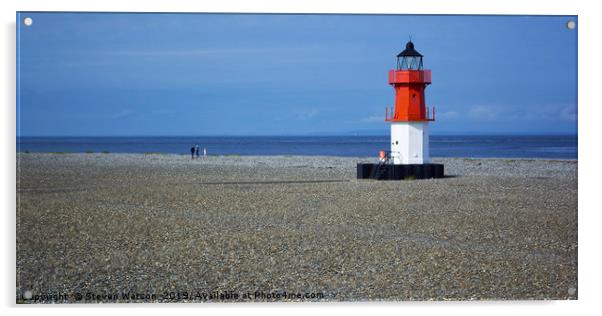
[{"xmin": 16, "ymin": 135, "xmax": 577, "ymax": 159}]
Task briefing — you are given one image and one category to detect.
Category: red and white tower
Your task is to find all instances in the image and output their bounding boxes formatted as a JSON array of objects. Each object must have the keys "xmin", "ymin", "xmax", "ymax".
[
  {"xmin": 357, "ymin": 41, "xmax": 443, "ymax": 180},
  {"xmin": 385, "ymin": 41, "xmax": 434, "ymax": 165}
]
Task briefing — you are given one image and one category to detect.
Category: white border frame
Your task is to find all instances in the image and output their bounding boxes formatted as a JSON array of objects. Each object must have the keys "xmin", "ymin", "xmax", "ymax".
[{"xmin": 3, "ymin": 1, "xmax": 599, "ymax": 316}]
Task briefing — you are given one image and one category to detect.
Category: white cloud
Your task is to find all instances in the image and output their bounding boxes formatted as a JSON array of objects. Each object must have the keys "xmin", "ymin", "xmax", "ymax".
[
  {"xmin": 111, "ymin": 109, "xmax": 136, "ymax": 119},
  {"xmin": 292, "ymin": 108, "xmax": 320, "ymax": 120},
  {"xmin": 558, "ymin": 105, "xmax": 577, "ymax": 121},
  {"xmin": 360, "ymin": 104, "xmax": 576, "ymax": 124},
  {"xmin": 361, "ymin": 115, "xmax": 384, "ymax": 123},
  {"xmin": 536, "ymin": 104, "xmax": 576, "ymax": 121},
  {"xmin": 151, "ymin": 109, "xmax": 172, "ymax": 116},
  {"xmin": 104, "ymin": 46, "xmax": 320, "ymax": 58},
  {"xmin": 468, "ymin": 105, "xmax": 506, "ymax": 120},
  {"xmin": 437, "ymin": 111, "xmax": 460, "ymax": 120},
  {"xmin": 466, "ymin": 104, "xmax": 576, "ymax": 121}
]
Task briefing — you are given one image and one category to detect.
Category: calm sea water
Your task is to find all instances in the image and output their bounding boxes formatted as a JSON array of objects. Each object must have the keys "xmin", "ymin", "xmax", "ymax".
[{"xmin": 16, "ymin": 135, "xmax": 577, "ymax": 159}]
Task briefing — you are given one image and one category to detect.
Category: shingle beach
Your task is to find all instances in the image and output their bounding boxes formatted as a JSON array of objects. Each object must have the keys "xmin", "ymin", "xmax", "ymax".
[{"xmin": 16, "ymin": 153, "xmax": 578, "ymax": 302}]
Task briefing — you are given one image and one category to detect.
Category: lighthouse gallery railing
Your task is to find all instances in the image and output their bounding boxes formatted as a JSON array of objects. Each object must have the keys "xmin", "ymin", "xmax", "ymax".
[{"xmin": 385, "ymin": 106, "xmax": 436, "ymax": 122}]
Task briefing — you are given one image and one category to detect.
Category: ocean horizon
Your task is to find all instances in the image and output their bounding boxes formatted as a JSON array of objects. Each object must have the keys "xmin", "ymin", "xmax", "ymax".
[{"xmin": 16, "ymin": 135, "xmax": 578, "ymax": 159}]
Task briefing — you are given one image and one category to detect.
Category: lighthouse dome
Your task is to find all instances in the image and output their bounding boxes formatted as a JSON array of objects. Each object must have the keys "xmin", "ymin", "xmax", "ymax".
[{"xmin": 397, "ymin": 41, "xmax": 423, "ymax": 57}]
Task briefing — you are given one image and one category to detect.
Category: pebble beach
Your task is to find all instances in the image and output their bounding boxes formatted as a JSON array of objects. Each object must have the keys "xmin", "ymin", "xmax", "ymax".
[{"xmin": 16, "ymin": 153, "xmax": 578, "ymax": 302}]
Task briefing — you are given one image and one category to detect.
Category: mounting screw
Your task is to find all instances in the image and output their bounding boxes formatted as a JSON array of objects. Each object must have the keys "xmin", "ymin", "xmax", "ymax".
[{"xmin": 566, "ymin": 20, "xmax": 576, "ymax": 30}]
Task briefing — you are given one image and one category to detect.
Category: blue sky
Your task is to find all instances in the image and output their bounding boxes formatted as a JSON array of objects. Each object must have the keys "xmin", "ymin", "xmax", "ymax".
[{"xmin": 17, "ymin": 13, "xmax": 577, "ymax": 136}]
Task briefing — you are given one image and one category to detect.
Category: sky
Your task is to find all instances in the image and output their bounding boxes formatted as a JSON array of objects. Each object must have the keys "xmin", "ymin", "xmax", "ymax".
[{"xmin": 16, "ymin": 13, "xmax": 577, "ymax": 136}]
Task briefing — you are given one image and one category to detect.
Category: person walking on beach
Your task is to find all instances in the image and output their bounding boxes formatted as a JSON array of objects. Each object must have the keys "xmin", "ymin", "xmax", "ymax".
[
  {"xmin": 190, "ymin": 146, "xmax": 195, "ymax": 159},
  {"xmin": 203, "ymin": 147, "xmax": 207, "ymax": 158},
  {"xmin": 195, "ymin": 144, "xmax": 200, "ymax": 158}
]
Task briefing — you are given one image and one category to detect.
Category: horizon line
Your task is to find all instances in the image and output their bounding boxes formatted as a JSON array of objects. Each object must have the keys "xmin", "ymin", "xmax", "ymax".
[{"xmin": 16, "ymin": 133, "xmax": 578, "ymax": 138}]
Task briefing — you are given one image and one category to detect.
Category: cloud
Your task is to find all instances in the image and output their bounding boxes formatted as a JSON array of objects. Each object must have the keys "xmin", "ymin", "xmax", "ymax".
[
  {"xmin": 111, "ymin": 109, "xmax": 136, "ymax": 119},
  {"xmin": 466, "ymin": 104, "xmax": 577, "ymax": 122},
  {"xmin": 535, "ymin": 104, "xmax": 576, "ymax": 121},
  {"xmin": 559, "ymin": 106, "xmax": 577, "ymax": 121},
  {"xmin": 364, "ymin": 105, "xmax": 576, "ymax": 123},
  {"xmin": 106, "ymin": 48, "xmax": 242, "ymax": 57},
  {"xmin": 361, "ymin": 115, "xmax": 384, "ymax": 123},
  {"xmin": 437, "ymin": 111, "xmax": 460, "ymax": 120},
  {"xmin": 104, "ymin": 46, "xmax": 320, "ymax": 58},
  {"xmin": 468, "ymin": 105, "xmax": 506, "ymax": 120},
  {"xmin": 292, "ymin": 108, "xmax": 320, "ymax": 120},
  {"xmin": 151, "ymin": 109, "xmax": 172, "ymax": 116}
]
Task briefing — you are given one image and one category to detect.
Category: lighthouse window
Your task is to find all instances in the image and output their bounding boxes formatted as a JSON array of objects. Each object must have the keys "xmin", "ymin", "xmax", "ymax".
[
  {"xmin": 412, "ymin": 94, "xmax": 416, "ymax": 99},
  {"xmin": 395, "ymin": 141, "xmax": 398, "ymax": 145}
]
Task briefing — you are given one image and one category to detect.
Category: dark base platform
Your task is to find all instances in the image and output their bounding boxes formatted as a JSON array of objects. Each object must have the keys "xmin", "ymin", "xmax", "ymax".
[{"xmin": 357, "ymin": 163, "xmax": 444, "ymax": 180}]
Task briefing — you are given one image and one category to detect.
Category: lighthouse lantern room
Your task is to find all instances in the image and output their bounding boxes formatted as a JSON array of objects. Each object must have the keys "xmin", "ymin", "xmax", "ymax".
[{"xmin": 357, "ymin": 41, "xmax": 444, "ymax": 180}]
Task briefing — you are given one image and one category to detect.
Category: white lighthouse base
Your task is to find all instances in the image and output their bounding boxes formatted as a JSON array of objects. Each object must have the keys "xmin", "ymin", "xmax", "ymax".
[{"xmin": 390, "ymin": 122, "xmax": 430, "ymax": 165}]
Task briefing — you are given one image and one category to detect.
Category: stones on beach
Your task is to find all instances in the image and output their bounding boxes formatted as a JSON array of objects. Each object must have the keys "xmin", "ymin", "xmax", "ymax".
[{"xmin": 16, "ymin": 153, "xmax": 577, "ymax": 302}]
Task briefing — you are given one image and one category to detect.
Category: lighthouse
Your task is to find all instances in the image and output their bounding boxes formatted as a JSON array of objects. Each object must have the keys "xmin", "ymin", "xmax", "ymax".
[
  {"xmin": 387, "ymin": 41, "xmax": 432, "ymax": 164},
  {"xmin": 357, "ymin": 41, "xmax": 444, "ymax": 180}
]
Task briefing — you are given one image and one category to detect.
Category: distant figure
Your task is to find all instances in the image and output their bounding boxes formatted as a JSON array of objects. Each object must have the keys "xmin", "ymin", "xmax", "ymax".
[
  {"xmin": 190, "ymin": 146, "xmax": 195, "ymax": 159},
  {"xmin": 203, "ymin": 147, "xmax": 207, "ymax": 157},
  {"xmin": 195, "ymin": 144, "xmax": 200, "ymax": 158}
]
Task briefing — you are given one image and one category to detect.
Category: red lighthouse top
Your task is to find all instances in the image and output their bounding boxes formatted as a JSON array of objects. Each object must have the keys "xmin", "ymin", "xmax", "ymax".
[{"xmin": 386, "ymin": 41, "xmax": 435, "ymax": 122}]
